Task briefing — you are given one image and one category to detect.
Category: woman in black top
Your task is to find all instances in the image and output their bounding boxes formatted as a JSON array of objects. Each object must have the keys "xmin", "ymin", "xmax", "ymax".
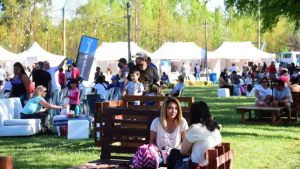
[{"xmin": 9, "ymin": 62, "xmax": 31, "ymax": 107}]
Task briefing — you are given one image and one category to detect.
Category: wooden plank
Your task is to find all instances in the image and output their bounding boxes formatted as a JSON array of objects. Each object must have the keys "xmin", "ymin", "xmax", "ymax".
[
  {"xmin": 122, "ymin": 95, "xmax": 194, "ymax": 102},
  {"xmin": 215, "ymin": 146, "xmax": 226, "ymax": 169},
  {"xmin": 237, "ymin": 106, "xmax": 284, "ymax": 111},
  {"xmin": 102, "ymin": 146, "xmax": 138, "ymax": 155},
  {"xmin": 216, "ymin": 150, "xmax": 234, "ymax": 168},
  {"xmin": 103, "ymin": 128, "xmax": 149, "ymax": 137},
  {"xmin": 207, "ymin": 149, "xmax": 218, "ymax": 169},
  {"xmin": 101, "ymin": 138, "xmax": 148, "ymax": 144}
]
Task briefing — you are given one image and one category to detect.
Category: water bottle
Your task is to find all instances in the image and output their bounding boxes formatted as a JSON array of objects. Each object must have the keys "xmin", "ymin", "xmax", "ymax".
[
  {"xmin": 75, "ymin": 105, "xmax": 80, "ymax": 116},
  {"xmin": 161, "ymin": 146, "xmax": 167, "ymax": 164}
]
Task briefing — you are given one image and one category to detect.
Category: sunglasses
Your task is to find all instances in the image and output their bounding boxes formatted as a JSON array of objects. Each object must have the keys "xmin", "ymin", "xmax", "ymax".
[
  {"xmin": 42, "ymin": 90, "xmax": 47, "ymax": 93},
  {"xmin": 261, "ymin": 81, "xmax": 268, "ymax": 83}
]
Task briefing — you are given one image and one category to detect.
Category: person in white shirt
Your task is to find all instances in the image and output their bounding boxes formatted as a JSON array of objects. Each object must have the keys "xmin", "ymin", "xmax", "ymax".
[
  {"xmin": 44, "ymin": 58, "xmax": 68, "ymax": 116},
  {"xmin": 0, "ymin": 65, "xmax": 5, "ymax": 90},
  {"xmin": 228, "ymin": 63, "xmax": 239, "ymax": 75},
  {"xmin": 150, "ymin": 97, "xmax": 188, "ymax": 166},
  {"xmin": 255, "ymin": 77, "xmax": 272, "ymax": 107},
  {"xmin": 181, "ymin": 63, "xmax": 189, "ymax": 81},
  {"xmin": 94, "ymin": 75, "xmax": 108, "ymax": 99},
  {"xmin": 168, "ymin": 101, "xmax": 221, "ymax": 168}
]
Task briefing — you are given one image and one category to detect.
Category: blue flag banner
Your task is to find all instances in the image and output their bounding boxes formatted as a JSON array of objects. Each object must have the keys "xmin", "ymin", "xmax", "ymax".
[{"xmin": 76, "ymin": 36, "xmax": 99, "ymax": 80}]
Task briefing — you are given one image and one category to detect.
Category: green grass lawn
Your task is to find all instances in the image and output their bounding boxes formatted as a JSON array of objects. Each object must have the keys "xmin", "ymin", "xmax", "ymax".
[{"xmin": 1, "ymin": 85, "xmax": 300, "ymax": 169}]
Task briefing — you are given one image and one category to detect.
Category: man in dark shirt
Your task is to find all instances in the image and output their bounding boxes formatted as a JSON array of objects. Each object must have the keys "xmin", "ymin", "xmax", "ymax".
[
  {"xmin": 32, "ymin": 61, "xmax": 52, "ymax": 102},
  {"xmin": 124, "ymin": 51, "xmax": 160, "ymax": 93}
]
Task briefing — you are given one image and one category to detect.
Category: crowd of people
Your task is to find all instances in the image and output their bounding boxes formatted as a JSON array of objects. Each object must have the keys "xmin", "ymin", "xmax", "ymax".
[{"xmin": 218, "ymin": 60, "xmax": 299, "ymax": 122}]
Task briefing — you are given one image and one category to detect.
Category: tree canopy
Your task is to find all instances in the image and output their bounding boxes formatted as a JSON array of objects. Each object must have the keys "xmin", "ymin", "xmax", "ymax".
[{"xmin": 225, "ymin": 0, "xmax": 300, "ymax": 32}]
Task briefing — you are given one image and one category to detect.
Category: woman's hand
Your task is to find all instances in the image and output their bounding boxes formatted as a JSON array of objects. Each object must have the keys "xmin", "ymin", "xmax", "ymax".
[{"xmin": 62, "ymin": 103, "xmax": 68, "ymax": 108}]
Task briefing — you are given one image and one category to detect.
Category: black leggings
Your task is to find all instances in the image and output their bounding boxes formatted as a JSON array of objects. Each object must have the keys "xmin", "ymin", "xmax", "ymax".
[
  {"xmin": 167, "ymin": 149, "xmax": 189, "ymax": 169},
  {"xmin": 220, "ymin": 85, "xmax": 233, "ymax": 96},
  {"xmin": 21, "ymin": 110, "xmax": 49, "ymax": 130}
]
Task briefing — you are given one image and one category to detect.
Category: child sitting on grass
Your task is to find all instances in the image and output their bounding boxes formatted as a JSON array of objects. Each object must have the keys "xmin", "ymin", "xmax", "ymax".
[
  {"xmin": 145, "ymin": 83, "xmax": 164, "ymax": 106},
  {"xmin": 123, "ymin": 70, "xmax": 144, "ymax": 105},
  {"xmin": 65, "ymin": 79, "xmax": 80, "ymax": 117}
]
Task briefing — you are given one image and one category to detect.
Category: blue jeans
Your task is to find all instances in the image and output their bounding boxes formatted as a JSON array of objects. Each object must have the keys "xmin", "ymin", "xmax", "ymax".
[
  {"xmin": 50, "ymin": 89, "xmax": 60, "ymax": 116},
  {"xmin": 182, "ymin": 72, "xmax": 188, "ymax": 80},
  {"xmin": 195, "ymin": 73, "xmax": 200, "ymax": 81}
]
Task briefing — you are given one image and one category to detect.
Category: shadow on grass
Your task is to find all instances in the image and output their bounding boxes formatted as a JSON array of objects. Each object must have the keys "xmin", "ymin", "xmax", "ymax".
[{"xmin": 221, "ymin": 131, "xmax": 298, "ymax": 140}]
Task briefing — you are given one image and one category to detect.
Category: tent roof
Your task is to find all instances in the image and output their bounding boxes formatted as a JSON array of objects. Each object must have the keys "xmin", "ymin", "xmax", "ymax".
[
  {"xmin": 18, "ymin": 42, "xmax": 65, "ymax": 62},
  {"xmin": 0, "ymin": 46, "xmax": 25, "ymax": 61},
  {"xmin": 152, "ymin": 42, "xmax": 203, "ymax": 60},
  {"xmin": 94, "ymin": 42, "xmax": 152, "ymax": 61},
  {"xmin": 209, "ymin": 41, "xmax": 275, "ymax": 59}
]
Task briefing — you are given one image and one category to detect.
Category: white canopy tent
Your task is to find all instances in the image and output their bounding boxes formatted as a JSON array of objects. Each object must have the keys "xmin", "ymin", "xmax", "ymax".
[
  {"xmin": 0, "ymin": 46, "xmax": 26, "ymax": 76},
  {"xmin": 88, "ymin": 42, "xmax": 153, "ymax": 82},
  {"xmin": 18, "ymin": 41, "xmax": 65, "ymax": 67},
  {"xmin": 208, "ymin": 42, "xmax": 276, "ymax": 74}
]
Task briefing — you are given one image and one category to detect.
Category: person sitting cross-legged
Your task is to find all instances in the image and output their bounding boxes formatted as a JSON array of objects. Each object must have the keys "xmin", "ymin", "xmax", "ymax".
[
  {"xmin": 272, "ymin": 79, "xmax": 293, "ymax": 122},
  {"xmin": 166, "ymin": 75, "xmax": 185, "ymax": 97}
]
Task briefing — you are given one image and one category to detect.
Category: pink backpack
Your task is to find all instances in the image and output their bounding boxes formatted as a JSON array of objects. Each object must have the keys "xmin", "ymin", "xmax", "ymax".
[{"xmin": 133, "ymin": 144, "xmax": 159, "ymax": 169}]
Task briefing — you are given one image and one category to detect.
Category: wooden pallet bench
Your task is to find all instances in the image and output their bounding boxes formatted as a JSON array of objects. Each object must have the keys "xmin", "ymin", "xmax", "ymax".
[
  {"xmin": 70, "ymin": 143, "xmax": 234, "ymax": 169},
  {"xmin": 94, "ymin": 96, "xmax": 194, "ymax": 147}
]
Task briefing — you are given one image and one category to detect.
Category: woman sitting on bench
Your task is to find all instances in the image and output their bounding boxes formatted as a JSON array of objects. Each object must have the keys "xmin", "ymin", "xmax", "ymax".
[
  {"xmin": 168, "ymin": 101, "xmax": 222, "ymax": 169},
  {"xmin": 149, "ymin": 97, "xmax": 188, "ymax": 165}
]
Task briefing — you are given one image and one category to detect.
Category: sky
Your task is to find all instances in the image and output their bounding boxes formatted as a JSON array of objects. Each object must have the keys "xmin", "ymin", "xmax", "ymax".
[{"xmin": 51, "ymin": 0, "xmax": 225, "ymax": 21}]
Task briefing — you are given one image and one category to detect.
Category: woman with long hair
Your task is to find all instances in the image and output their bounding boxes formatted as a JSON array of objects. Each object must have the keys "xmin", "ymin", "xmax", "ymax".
[
  {"xmin": 21, "ymin": 85, "xmax": 67, "ymax": 134},
  {"xmin": 255, "ymin": 77, "xmax": 272, "ymax": 107},
  {"xmin": 149, "ymin": 97, "xmax": 188, "ymax": 165},
  {"xmin": 94, "ymin": 75, "xmax": 108, "ymax": 99},
  {"xmin": 168, "ymin": 101, "xmax": 221, "ymax": 169},
  {"xmin": 9, "ymin": 62, "xmax": 31, "ymax": 107}
]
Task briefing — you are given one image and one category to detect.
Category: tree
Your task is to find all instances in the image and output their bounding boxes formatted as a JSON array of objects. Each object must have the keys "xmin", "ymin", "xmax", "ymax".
[{"xmin": 225, "ymin": 0, "xmax": 300, "ymax": 32}]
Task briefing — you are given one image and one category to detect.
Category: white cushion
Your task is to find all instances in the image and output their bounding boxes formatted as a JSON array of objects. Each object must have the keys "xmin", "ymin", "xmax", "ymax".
[
  {"xmin": 0, "ymin": 125, "xmax": 40, "ymax": 136},
  {"xmin": 4, "ymin": 119, "xmax": 40, "ymax": 126},
  {"xmin": 68, "ymin": 120, "xmax": 89, "ymax": 139},
  {"xmin": 218, "ymin": 88, "xmax": 230, "ymax": 97}
]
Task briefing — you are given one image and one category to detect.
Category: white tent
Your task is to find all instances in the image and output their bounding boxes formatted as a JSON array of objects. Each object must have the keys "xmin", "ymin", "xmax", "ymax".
[
  {"xmin": 87, "ymin": 42, "xmax": 152, "ymax": 82},
  {"xmin": 209, "ymin": 42, "xmax": 276, "ymax": 75},
  {"xmin": 0, "ymin": 46, "xmax": 25, "ymax": 61},
  {"xmin": 18, "ymin": 42, "xmax": 65, "ymax": 67},
  {"xmin": 94, "ymin": 42, "xmax": 152, "ymax": 61},
  {"xmin": 152, "ymin": 42, "xmax": 203, "ymax": 60},
  {"xmin": 209, "ymin": 41, "xmax": 275, "ymax": 59}
]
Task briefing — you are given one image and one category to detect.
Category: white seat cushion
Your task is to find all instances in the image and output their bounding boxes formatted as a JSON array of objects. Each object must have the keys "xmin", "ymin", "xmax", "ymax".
[{"xmin": 4, "ymin": 119, "xmax": 40, "ymax": 126}]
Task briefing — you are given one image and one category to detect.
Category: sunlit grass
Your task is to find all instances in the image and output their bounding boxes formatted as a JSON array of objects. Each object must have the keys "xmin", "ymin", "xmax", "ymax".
[{"xmin": 0, "ymin": 85, "xmax": 299, "ymax": 169}]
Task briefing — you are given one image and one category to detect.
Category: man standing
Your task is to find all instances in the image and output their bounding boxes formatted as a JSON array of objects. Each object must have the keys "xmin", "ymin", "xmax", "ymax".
[
  {"xmin": 272, "ymin": 79, "xmax": 293, "ymax": 122},
  {"xmin": 32, "ymin": 62, "xmax": 52, "ymax": 102},
  {"xmin": 71, "ymin": 63, "xmax": 80, "ymax": 79},
  {"xmin": 118, "ymin": 58, "xmax": 130, "ymax": 92},
  {"xmin": 195, "ymin": 63, "xmax": 200, "ymax": 81},
  {"xmin": 228, "ymin": 63, "xmax": 239, "ymax": 75},
  {"xmin": 44, "ymin": 58, "xmax": 68, "ymax": 116},
  {"xmin": 0, "ymin": 65, "xmax": 5, "ymax": 90},
  {"xmin": 181, "ymin": 62, "xmax": 189, "ymax": 81},
  {"xmin": 242, "ymin": 62, "xmax": 248, "ymax": 78},
  {"xmin": 252, "ymin": 63, "xmax": 258, "ymax": 73},
  {"xmin": 146, "ymin": 57, "xmax": 157, "ymax": 70},
  {"xmin": 124, "ymin": 51, "xmax": 159, "ymax": 93}
]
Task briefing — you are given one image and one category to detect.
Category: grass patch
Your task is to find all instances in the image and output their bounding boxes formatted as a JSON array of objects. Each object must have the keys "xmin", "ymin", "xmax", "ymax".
[{"xmin": 0, "ymin": 85, "xmax": 300, "ymax": 168}]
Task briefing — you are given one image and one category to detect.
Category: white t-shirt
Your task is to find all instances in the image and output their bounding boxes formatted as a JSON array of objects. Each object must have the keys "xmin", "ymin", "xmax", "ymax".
[
  {"xmin": 245, "ymin": 78, "xmax": 252, "ymax": 85},
  {"xmin": 125, "ymin": 81, "xmax": 144, "ymax": 95},
  {"xmin": 255, "ymin": 85, "xmax": 272, "ymax": 101},
  {"xmin": 185, "ymin": 124, "xmax": 222, "ymax": 165},
  {"xmin": 46, "ymin": 67, "xmax": 58, "ymax": 91},
  {"xmin": 228, "ymin": 66, "xmax": 237, "ymax": 74},
  {"xmin": 150, "ymin": 117, "xmax": 188, "ymax": 151},
  {"xmin": 0, "ymin": 68, "xmax": 5, "ymax": 81},
  {"xmin": 94, "ymin": 83, "xmax": 108, "ymax": 98}
]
